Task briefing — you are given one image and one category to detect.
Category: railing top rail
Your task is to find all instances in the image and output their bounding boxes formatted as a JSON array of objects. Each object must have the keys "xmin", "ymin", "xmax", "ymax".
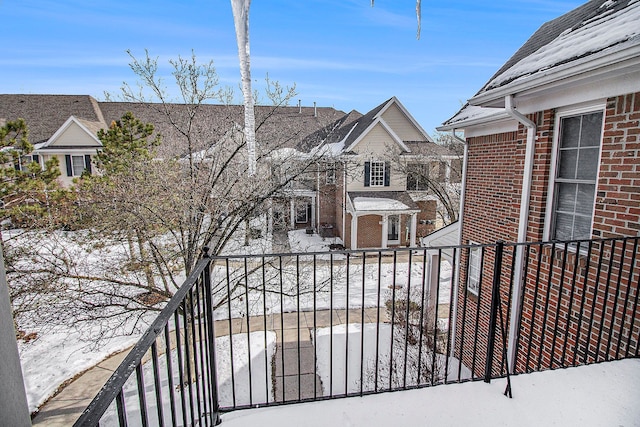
[
  {"xmin": 73, "ymin": 255, "xmax": 213, "ymax": 426},
  {"xmin": 209, "ymin": 235, "xmax": 639, "ymax": 261}
]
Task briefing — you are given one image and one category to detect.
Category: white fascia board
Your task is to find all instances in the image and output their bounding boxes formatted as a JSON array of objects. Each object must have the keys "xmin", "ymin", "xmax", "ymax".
[
  {"xmin": 464, "ymin": 118, "xmax": 519, "ymax": 138},
  {"xmin": 469, "ymin": 44, "xmax": 640, "ymax": 108},
  {"xmin": 344, "ymin": 118, "xmax": 410, "ymax": 153},
  {"xmin": 437, "ymin": 110, "xmax": 515, "ymax": 132},
  {"xmin": 45, "ymin": 116, "xmax": 103, "ymax": 148},
  {"xmin": 34, "ymin": 147, "xmax": 100, "ymax": 155}
]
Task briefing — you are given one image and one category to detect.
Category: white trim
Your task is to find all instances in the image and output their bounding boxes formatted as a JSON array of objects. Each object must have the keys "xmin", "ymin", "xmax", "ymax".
[
  {"xmin": 42, "ymin": 116, "xmax": 103, "ymax": 148},
  {"xmin": 467, "ymin": 242, "xmax": 481, "ymax": 297},
  {"xmin": 387, "ymin": 214, "xmax": 400, "ymax": 245},
  {"xmin": 542, "ymin": 102, "xmax": 606, "ymax": 241},
  {"xmin": 345, "ymin": 118, "xmax": 410, "ymax": 153}
]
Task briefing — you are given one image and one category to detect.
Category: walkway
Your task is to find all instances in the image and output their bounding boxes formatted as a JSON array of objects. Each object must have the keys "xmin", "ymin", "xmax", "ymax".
[{"xmin": 30, "ymin": 307, "xmax": 394, "ymax": 426}]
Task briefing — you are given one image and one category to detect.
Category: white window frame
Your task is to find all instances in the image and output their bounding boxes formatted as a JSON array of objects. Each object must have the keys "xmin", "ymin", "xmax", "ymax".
[
  {"xmin": 71, "ymin": 155, "xmax": 86, "ymax": 177},
  {"xmin": 543, "ymin": 103, "xmax": 605, "ymax": 242},
  {"xmin": 370, "ymin": 161, "xmax": 385, "ymax": 187},
  {"xmin": 467, "ymin": 242, "xmax": 481, "ymax": 296}
]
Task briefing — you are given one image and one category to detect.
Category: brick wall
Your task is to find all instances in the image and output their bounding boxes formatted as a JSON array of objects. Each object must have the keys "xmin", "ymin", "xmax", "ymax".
[
  {"xmin": 593, "ymin": 92, "xmax": 640, "ymax": 238},
  {"xmin": 456, "ymin": 92, "xmax": 640, "ymax": 376}
]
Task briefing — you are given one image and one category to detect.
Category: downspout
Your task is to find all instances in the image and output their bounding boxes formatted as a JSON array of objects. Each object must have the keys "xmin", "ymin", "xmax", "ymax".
[
  {"xmin": 504, "ymin": 94, "xmax": 536, "ymax": 372},
  {"xmin": 449, "ymin": 128, "xmax": 468, "ymax": 358},
  {"xmin": 342, "ymin": 159, "xmax": 347, "ymax": 247},
  {"xmin": 316, "ymin": 161, "xmax": 321, "ymax": 232}
]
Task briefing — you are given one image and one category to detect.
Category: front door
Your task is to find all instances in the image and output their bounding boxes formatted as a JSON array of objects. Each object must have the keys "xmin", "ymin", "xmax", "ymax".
[{"xmin": 388, "ymin": 215, "xmax": 400, "ymax": 244}]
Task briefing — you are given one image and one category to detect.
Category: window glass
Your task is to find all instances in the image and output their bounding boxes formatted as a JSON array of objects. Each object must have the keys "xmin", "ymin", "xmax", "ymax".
[
  {"xmin": 551, "ymin": 111, "xmax": 602, "ymax": 241},
  {"xmin": 468, "ymin": 245, "xmax": 481, "ymax": 296},
  {"xmin": 388, "ymin": 215, "xmax": 399, "ymax": 242},
  {"xmin": 72, "ymin": 155, "xmax": 85, "ymax": 176},
  {"xmin": 370, "ymin": 161, "xmax": 385, "ymax": 187}
]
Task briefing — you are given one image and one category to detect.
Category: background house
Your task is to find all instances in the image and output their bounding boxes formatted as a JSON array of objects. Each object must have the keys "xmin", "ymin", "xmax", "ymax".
[
  {"xmin": 1, "ymin": 94, "xmax": 459, "ymax": 249},
  {"xmin": 438, "ymin": 0, "xmax": 640, "ymax": 375},
  {"xmin": 282, "ymin": 97, "xmax": 462, "ymax": 249}
]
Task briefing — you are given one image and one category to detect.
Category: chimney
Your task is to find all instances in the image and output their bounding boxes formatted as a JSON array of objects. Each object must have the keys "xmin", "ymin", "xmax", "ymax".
[
  {"xmin": 314, "ymin": 101, "xmax": 317, "ymax": 117},
  {"xmin": 298, "ymin": 99, "xmax": 302, "ymax": 113}
]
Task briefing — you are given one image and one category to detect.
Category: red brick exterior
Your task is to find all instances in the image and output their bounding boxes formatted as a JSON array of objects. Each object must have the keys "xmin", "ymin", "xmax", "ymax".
[{"xmin": 457, "ymin": 92, "xmax": 640, "ymax": 376}]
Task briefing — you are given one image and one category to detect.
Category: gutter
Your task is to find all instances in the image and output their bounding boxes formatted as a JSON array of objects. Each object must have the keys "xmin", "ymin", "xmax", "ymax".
[{"xmin": 504, "ymin": 94, "xmax": 536, "ymax": 372}]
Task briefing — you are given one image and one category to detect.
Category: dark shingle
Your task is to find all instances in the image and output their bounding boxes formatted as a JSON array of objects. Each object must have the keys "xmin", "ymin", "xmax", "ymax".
[{"xmin": 0, "ymin": 94, "xmax": 105, "ymax": 143}]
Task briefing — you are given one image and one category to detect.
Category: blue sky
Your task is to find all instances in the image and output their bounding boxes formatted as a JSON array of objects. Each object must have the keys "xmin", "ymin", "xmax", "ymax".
[{"xmin": 1, "ymin": 0, "xmax": 585, "ymax": 134}]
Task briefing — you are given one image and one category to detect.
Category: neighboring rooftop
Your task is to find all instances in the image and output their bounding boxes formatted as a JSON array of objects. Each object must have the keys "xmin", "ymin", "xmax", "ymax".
[
  {"xmin": 0, "ymin": 94, "xmax": 351, "ymax": 156},
  {"xmin": 479, "ymin": 0, "xmax": 640, "ymax": 96},
  {"xmin": 439, "ymin": 0, "xmax": 640, "ymax": 128}
]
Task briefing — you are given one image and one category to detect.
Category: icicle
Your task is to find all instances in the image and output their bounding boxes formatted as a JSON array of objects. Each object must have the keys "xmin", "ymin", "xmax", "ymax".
[
  {"xmin": 416, "ymin": 0, "xmax": 421, "ymax": 40},
  {"xmin": 369, "ymin": 1, "xmax": 422, "ymax": 39},
  {"xmin": 231, "ymin": 0, "xmax": 257, "ymax": 176}
]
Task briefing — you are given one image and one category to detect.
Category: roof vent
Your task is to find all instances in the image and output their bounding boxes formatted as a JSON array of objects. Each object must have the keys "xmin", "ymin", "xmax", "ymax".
[
  {"xmin": 298, "ymin": 99, "xmax": 302, "ymax": 113},
  {"xmin": 314, "ymin": 102, "xmax": 317, "ymax": 117}
]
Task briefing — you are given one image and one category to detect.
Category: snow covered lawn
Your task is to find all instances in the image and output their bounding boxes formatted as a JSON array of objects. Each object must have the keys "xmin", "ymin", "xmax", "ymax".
[{"xmin": 314, "ymin": 323, "xmax": 471, "ymax": 396}]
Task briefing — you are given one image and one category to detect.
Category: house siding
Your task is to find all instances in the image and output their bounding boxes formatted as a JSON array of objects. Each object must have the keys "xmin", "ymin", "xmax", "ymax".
[
  {"xmin": 456, "ymin": 92, "xmax": 640, "ymax": 376},
  {"xmin": 380, "ymin": 104, "xmax": 425, "ymax": 142}
]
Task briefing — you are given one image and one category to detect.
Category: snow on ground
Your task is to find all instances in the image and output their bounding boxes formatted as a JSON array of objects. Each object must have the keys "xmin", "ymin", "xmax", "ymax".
[
  {"xmin": 314, "ymin": 323, "xmax": 471, "ymax": 396},
  {"xmin": 287, "ymin": 229, "xmax": 343, "ymax": 254},
  {"xmin": 100, "ymin": 331, "xmax": 276, "ymax": 426},
  {"xmin": 16, "ymin": 226, "xmax": 453, "ymax": 414},
  {"xmin": 18, "ymin": 318, "xmax": 151, "ymax": 413},
  {"xmin": 221, "ymin": 358, "xmax": 640, "ymax": 427}
]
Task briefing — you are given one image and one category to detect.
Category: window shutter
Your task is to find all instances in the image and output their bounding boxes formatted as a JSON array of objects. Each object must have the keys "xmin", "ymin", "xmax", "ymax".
[
  {"xmin": 384, "ymin": 162, "xmax": 391, "ymax": 186},
  {"xmin": 84, "ymin": 155, "xmax": 92, "ymax": 174},
  {"xmin": 364, "ymin": 162, "xmax": 370, "ymax": 187},
  {"xmin": 14, "ymin": 161, "xmax": 20, "ymax": 171},
  {"xmin": 65, "ymin": 155, "xmax": 73, "ymax": 177},
  {"xmin": 32, "ymin": 154, "xmax": 40, "ymax": 165}
]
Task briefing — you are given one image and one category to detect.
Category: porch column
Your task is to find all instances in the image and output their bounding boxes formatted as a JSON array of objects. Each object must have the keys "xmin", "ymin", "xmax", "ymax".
[
  {"xmin": 290, "ymin": 199, "xmax": 295, "ymax": 229},
  {"xmin": 310, "ymin": 196, "xmax": 316, "ymax": 231},
  {"xmin": 267, "ymin": 200, "xmax": 273, "ymax": 236},
  {"xmin": 351, "ymin": 214, "xmax": 358, "ymax": 249},
  {"xmin": 410, "ymin": 213, "xmax": 418, "ymax": 247},
  {"xmin": 381, "ymin": 215, "xmax": 389, "ymax": 249},
  {"xmin": 425, "ymin": 250, "xmax": 440, "ymax": 329}
]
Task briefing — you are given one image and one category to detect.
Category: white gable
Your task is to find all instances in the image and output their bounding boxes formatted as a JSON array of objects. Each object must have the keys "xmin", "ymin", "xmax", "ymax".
[
  {"xmin": 380, "ymin": 101, "xmax": 431, "ymax": 142},
  {"xmin": 44, "ymin": 116, "xmax": 102, "ymax": 148}
]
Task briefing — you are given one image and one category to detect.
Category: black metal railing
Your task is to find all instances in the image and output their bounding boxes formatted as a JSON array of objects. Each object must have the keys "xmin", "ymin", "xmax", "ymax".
[{"xmin": 75, "ymin": 236, "xmax": 639, "ymax": 426}]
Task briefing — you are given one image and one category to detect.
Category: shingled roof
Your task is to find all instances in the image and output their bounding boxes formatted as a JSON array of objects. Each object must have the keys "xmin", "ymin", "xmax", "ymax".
[
  {"xmin": 439, "ymin": 0, "xmax": 640, "ymax": 128},
  {"xmin": 476, "ymin": 0, "xmax": 640, "ymax": 98},
  {"xmin": 0, "ymin": 94, "xmax": 350, "ymax": 156},
  {"xmin": 0, "ymin": 95, "xmax": 105, "ymax": 144}
]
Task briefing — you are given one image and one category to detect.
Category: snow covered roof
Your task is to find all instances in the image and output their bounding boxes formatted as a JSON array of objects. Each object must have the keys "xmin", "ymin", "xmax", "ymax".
[
  {"xmin": 471, "ymin": 0, "xmax": 640, "ymax": 106},
  {"xmin": 440, "ymin": 0, "xmax": 640, "ymax": 127},
  {"xmin": 438, "ymin": 105, "xmax": 510, "ymax": 131},
  {"xmin": 348, "ymin": 191, "xmax": 420, "ymax": 213}
]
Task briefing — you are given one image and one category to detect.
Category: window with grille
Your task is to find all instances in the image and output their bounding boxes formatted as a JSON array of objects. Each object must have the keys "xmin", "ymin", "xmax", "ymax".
[
  {"xmin": 550, "ymin": 110, "xmax": 603, "ymax": 241},
  {"xmin": 370, "ymin": 161, "xmax": 385, "ymax": 187}
]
